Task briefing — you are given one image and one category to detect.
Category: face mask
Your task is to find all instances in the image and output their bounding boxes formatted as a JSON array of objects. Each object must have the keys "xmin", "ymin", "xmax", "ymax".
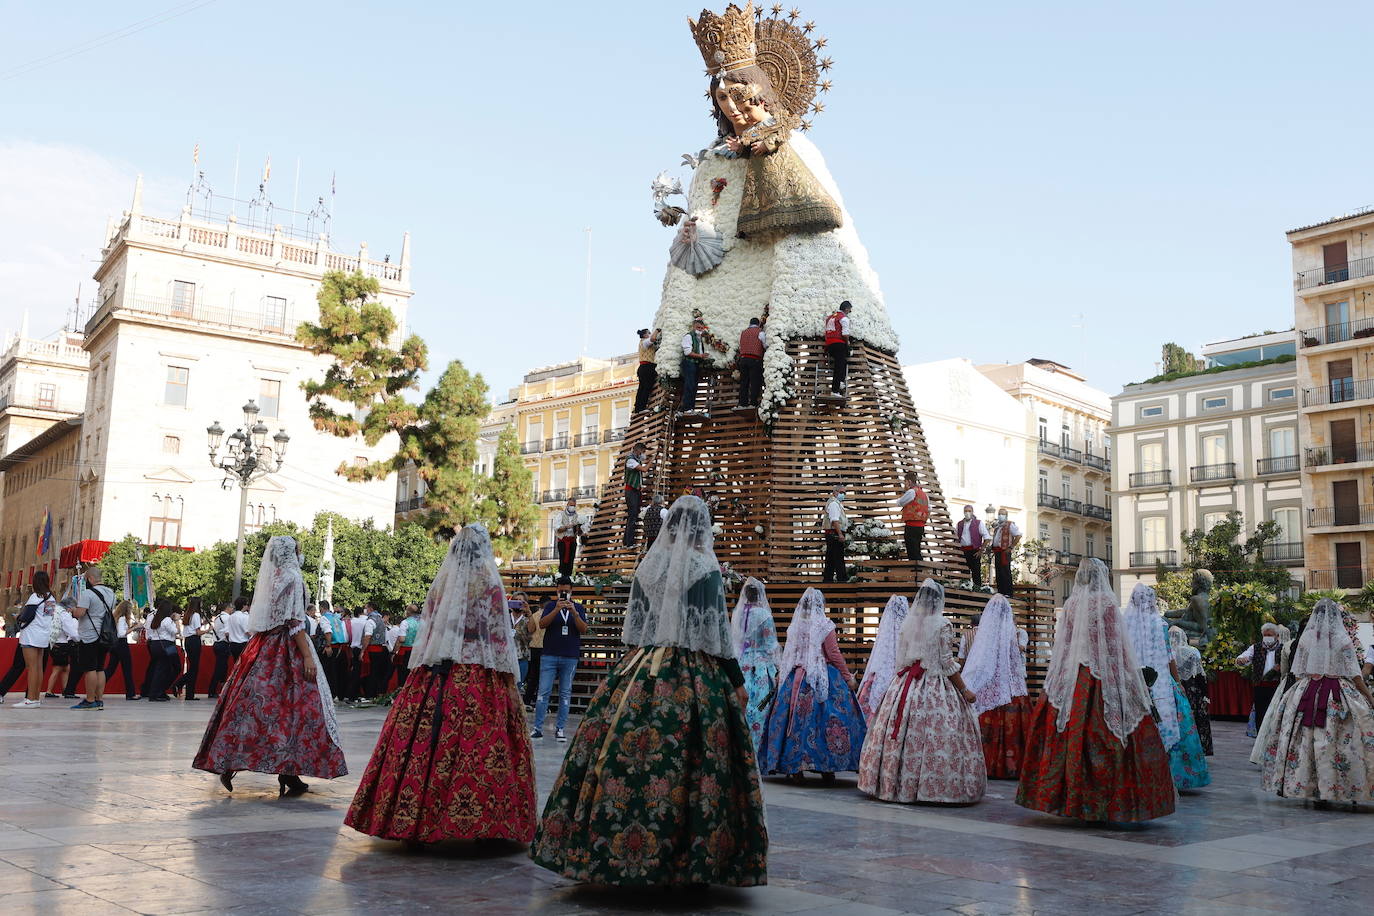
[
  {"xmin": 964, "ymin": 511, "xmax": 974, "ymax": 518},
  {"xmin": 998, "ymin": 514, "xmax": 1007, "ymax": 522}
]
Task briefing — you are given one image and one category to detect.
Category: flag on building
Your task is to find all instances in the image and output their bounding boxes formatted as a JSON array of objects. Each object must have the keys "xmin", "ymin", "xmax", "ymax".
[
  {"xmin": 125, "ymin": 562, "xmax": 154, "ymax": 609},
  {"xmin": 263, "ymin": 156, "xmax": 272, "ymax": 183},
  {"xmin": 36, "ymin": 508, "xmax": 51, "ymax": 557},
  {"xmin": 193, "ymin": 142, "xmax": 200, "ymax": 165}
]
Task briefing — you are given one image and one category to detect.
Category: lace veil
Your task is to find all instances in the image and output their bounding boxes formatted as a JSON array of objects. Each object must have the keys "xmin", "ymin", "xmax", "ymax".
[
  {"xmin": 623, "ymin": 495, "xmax": 733, "ymax": 657},
  {"xmin": 1169, "ymin": 625, "xmax": 1204, "ymax": 682},
  {"xmin": 1043, "ymin": 558, "xmax": 1152, "ymax": 745},
  {"xmin": 857, "ymin": 594, "xmax": 907, "ymax": 718},
  {"xmin": 731, "ymin": 577, "xmax": 780, "ymax": 661},
  {"xmin": 961, "ymin": 594, "xmax": 1029, "ymax": 715},
  {"xmin": 410, "ymin": 524, "xmax": 518, "ymax": 675},
  {"xmin": 1292, "ymin": 599, "xmax": 1361, "ymax": 678},
  {"xmin": 779, "ymin": 587, "xmax": 836, "ymax": 693},
  {"xmin": 896, "ymin": 578, "xmax": 945, "ymax": 668},
  {"xmin": 248, "ymin": 535, "xmax": 310, "ymax": 633},
  {"xmin": 1122, "ymin": 583, "xmax": 1179, "ymax": 748}
]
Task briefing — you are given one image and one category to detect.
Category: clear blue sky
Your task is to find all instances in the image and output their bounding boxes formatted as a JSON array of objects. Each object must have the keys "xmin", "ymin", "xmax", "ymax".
[{"xmin": 4, "ymin": 0, "xmax": 1372, "ymax": 400}]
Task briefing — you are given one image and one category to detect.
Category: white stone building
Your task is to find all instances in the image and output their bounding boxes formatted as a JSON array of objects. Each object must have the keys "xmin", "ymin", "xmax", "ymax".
[
  {"xmin": 1108, "ymin": 331, "xmax": 1303, "ymax": 598},
  {"xmin": 70, "ymin": 177, "xmax": 411, "ymax": 550}
]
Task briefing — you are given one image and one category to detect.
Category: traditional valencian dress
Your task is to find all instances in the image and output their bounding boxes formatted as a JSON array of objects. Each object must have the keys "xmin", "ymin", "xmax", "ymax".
[
  {"xmin": 1259, "ymin": 599, "xmax": 1374, "ymax": 802},
  {"xmin": 960, "ymin": 595, "xmax": 1031, "ymax": 780},
  {"xmin": 193, "ymin": 536, "xmax": 346, "ymax": 785},
  {"xmin": 346, "ymin": 525, "xmax": 535, "ymax": 843},
  {"xmin": 732, "ymin": 577, "xmax": 781, "ymax": 753},
  {"xmin": 1171, "ymin": 626, "xmax": 1214, "ymax": 756},
  {"xmin": 1016, "ymin": 559, "xmax": 1175, "ymax": 823},
  {"xmin": 759, "ymin": 587, "xmax": 867, "ymax": 777},
  {"xmin": 858, "ymin": 580, "xmax": 985, "ymax": 804},
  {"xmin": 1122, "ymin": 584, "xmax": 1210, "ymax": 790},
  {"xmin": 530, "ymin": 496, "xmax": 767, "ymax": 887},
  {"xmin": 856, "ymin": 594, "xmax": 908, "ymax": 722}
]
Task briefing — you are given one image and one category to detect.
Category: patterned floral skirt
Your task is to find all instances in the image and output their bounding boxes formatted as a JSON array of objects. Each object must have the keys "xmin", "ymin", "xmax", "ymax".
[
  {"xmin": 740, "ymin": 657, "xmax": 779, "ymax": 755},
  {"xmin": 759, "ymin": 664, "xmax": 867, "ymax": 775},
  {"xmin": 192, "ymin": 627, "xmax": 346, "ymax": 779},
  {"xmin": 1182, "ymin": 676, "xmax": 1213, "ymax": 755},
  {"xmin": 1015, "ymin": 666, "xmax": 1175, "ymax": 823},
  {"xmin": 980, "ymin": 694, "xmax": 1032, "ymax": 780},
  {"xmin": 530, "ymin": 646, "xmax": 767, "ymax": 887},
  {"xmin": 1260, "ymin": 677, "xmax": 1374, "ymax": 801},
  {"xmin": 858, "ymin": 664, "xmax": 986, "ymax": 804},
  {"xmin": 345, "ymin": 662, "xmax": 535, "ymax": 842},
  {"xmin": 1167, "ymin": 681, "xmax": 1211, "ymax": 789}
]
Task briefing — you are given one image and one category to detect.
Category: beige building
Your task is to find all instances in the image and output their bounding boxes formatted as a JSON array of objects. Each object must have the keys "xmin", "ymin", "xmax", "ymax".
[
  {"xmin": 473, "ymin": 354, "xmax": 640, "ymax": 565},
  {"xmin": 1290, "ymin": 206, "xmax": 1374, "ymax": 591},
  {"xmin": 978, "ymin": 359, "xmax": 1113, "ymax": 604},
  {"xmin": 0, "ymin": 327, "xmax": 89, "ymax": 456},
  {"xmin": 1109, "ymin": 332, "xmax": 1302, "ymax": 598},
  {"xmin": 0, "ymin": 417, "xmax": 83, "ymax": 606}
]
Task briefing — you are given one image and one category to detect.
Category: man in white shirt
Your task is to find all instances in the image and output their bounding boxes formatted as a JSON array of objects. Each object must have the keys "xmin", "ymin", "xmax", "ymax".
[
  {"xmin": 224, "ymin": 597, "xmax": 251, "ymax": 661},
  {"xmin": 345, "ymin": 607, "xmax": 376, "ymax": 704},
  {"xmin": 955, "ymin": 506, "xmax": 990, "ymax": 589},
  {"xmin": 679, "ymin": 316, "xmax": 712, "ymax": 414},
  {"xmin": 989, "ymin": 510, "xmax": 1022, "ymax": 598},
  {"xmin": 1235, "ymin": 622, "xmax": 1284, "ymax": 728},
  {"xmin": 822, "ymin": 484, "xmax": 849, "ymax": 583},
  {"xmin": 622, "ymin": 443, "xmax": 649, "ymax": 548},
  {"xmin": 71, "ymin": 568, "xmax": 115, "ymax": 709}
]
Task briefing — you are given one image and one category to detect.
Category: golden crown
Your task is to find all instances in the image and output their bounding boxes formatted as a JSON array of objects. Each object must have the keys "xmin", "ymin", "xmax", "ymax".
[{"xmin": 688, "ymin": 2, "xmax": 757, "ymax": 75}]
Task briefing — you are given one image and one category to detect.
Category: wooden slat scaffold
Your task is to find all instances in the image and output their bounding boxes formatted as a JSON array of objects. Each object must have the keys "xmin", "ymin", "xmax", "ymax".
[{"xmin": 507, "ymin": 337, "xmax": 1055, "ymax": 711}]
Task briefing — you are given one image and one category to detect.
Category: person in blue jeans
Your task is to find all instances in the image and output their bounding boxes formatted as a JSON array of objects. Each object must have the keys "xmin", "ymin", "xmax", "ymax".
[{"xmin": 531, "ymin": 577, "xmax": 588, "ymax": 742}]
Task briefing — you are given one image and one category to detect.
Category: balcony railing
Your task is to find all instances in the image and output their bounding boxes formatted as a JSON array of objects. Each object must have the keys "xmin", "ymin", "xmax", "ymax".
[
  {"xmin": 395, "ymin": 497, "xmax": 425, "ymax": 513},
  {"xmin": 539, "ymin": 488, "xmax": 568, "ymax": 504},
  {"xmin": 544, "ymin": 435, "xmax": 570, "ymax": 452},
  {"xmin": 1129, "ymin": 470, "xmax": 1172, "ymax": 488},
  {"xmin": 1262, "ymin": 541, "xmax": 1305, "ymax": 563},
  {"xmin": 1083, "ymin": 452, "xmax": 1110, "ymax": 472},
  {"xmin": 1190, "ymin": 462, "xmax": 1236, "ymax": 483},
  {"xmin": 519, "ymin": 440, "xmax": 542, "ymax": 455},
  {"xmin": 1303, "ymin": 377, "xmax": 1374, "ymax": 408},
  {"xmin": 1256, "ymin": 455, "xmax": 1299, "ymax": 476},
  {"xmin": 1059, "ymin": 497, "xmax": 1083, "ymax": 515},
  {"xmin": 573, "ymin": 432, "xmax": 600, "ymax": 448},
  {"xmin": 1306, "ymin": 442, "xmax": 1374, "ymax": 467},
  {"xmin": 1296, "ymin": 255, "xmax": 1374, "ymax": 290},
  {"xmin": 570, "ymin": 485, "xmax": 598, "ymax": 499},
  {"xmin": 1308, "ymin": 504, "xmax": 1374, "ymax": 528},
  {"xmin": 1300, "ymin": 316, "xmax": 1374, "ymax": 347},
  {"xmin": 1307, "ymin": 567, "xmax": 1369, "ymax": 590},
  {"xmin": 1083, "ymin": 504, "xmax": 1112, "ymax": 521},
  {"xmin": 1130, "ymin": 549, "xmax": 1178, "ymax": 568},
  {"xmin": 84, "ymin": 292, "xmax": 297, "ymax": 339},
  {"xmin": 1054, "ymin": 550, "xmax": 1082, "ymax": 567},
  {"xmin": 1037, "ymin": 440, "xmax": 1061, "ymax": 459},
  {"xmin": 602, "ymin": 426, "xmax": 629, "ymax": 444},
  {"xmin": 1037, "ymin": 492, "xmax": 1061, "ymax": 510}
]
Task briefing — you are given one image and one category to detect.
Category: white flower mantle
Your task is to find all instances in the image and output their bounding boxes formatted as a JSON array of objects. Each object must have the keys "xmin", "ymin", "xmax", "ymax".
[{"xmin": 652, "ymin": 134, "xmax": 899, "ymax": 423}]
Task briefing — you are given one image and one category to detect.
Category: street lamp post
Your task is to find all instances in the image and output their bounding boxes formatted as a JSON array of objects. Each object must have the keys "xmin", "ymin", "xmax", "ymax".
[{"xmin": 206, "ymin": 400, "xmax": 290, "ymax": 600}]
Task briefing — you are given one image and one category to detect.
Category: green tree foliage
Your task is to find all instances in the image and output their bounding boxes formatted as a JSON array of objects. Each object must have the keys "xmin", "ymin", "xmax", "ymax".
[
  {"xmin": 1161, "ymin": 342, "xmax": 1200, "ymax": 375},
  {"xmin": 296, "ymin": 270, "xmax": 429, "ymax": 446},
  {"xmin": 1180, "ymin": 512, "xmax": 1291, "ymax": 593},
  {"xmin": 480, "ymin": 425, "xmax": 539, "ymax": 561}
]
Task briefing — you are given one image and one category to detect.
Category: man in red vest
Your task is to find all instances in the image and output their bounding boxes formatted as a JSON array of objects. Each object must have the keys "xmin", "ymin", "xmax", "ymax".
[
  {"xmin": 955, "ymin": 505, "xmax": 989, "ymax": 589},
  {"xmin": 736, "ymin": 316, "xmax": 767, "ymax": 409},
  {"xmin": 823, "ymin": 300, "xmax": 852, "ymax": 397},
  {"xmin": 893, "ymin": 472, "xmax": 930, "ymax": 575}
]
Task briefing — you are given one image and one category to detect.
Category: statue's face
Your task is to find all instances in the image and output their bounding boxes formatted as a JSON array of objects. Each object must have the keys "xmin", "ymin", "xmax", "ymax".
[
  {"xmin": 714, "ymin": 80, "xmax": 769, "ymax": 133},
  {"xmin": 713, "ymin": 83, "xmax": 749, "ymax": 132}
]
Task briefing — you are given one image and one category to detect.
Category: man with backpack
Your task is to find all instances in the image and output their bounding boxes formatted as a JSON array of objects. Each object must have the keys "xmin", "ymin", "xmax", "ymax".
[{"xmin": 70, "ymin": 567, "xmax": 116, "ymax": 710}]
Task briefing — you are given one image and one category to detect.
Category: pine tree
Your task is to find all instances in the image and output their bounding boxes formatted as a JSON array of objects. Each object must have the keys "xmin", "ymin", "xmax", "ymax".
[
  {"xmin": 296, "ymin": 270, "xmax": 428, "ymax": 446},
  {"xmin": 481, "ymin": 425, "xmax": 540, "ymax": 561}
]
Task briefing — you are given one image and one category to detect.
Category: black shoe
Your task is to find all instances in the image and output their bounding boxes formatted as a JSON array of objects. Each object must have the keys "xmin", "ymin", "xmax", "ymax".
[
  {"xmin": 62, "ymin": 694, "xmax": 78, "ymax": 699},
  {"xmin": 44, "ymin": 693, "xmax": 59, "ymax": 698},
  {"xmin": 278, "ymin": 774, "xmax": 308, "ymax": 798},
  {"xmin": 185, "ymin": 697, "xmax": 201, "ymax": 701},
  {"xmin": 220, "ymin": 772, "xmax": 235, "ymax": 793}
]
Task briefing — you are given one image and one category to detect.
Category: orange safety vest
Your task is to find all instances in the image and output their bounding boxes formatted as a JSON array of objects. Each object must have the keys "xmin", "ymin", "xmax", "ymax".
[
  {"xmin": 824, "ymin": 311, "xmax": 848, "ymax": 345},
  {"xmin": 901, "ymin": 488, "xmax": 929, "ymax": 526}
]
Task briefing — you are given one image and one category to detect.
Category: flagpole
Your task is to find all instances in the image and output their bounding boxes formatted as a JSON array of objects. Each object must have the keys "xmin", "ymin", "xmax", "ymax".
[
  {"xmin": 231, "ymin": 144, "xmax": 240, "ymax": 218},
  {"xmin": 291, "ymin": 157, "xmax": 300, "ymax": 231}
]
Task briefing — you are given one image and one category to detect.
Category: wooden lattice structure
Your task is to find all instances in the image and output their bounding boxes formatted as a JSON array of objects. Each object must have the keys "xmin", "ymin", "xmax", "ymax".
[{"xmin": 580, "ymin": 339, "xmax": 968, "ymax": 584}]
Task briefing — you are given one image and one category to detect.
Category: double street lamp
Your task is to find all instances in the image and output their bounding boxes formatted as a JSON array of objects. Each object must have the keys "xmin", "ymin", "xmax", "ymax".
[{"xmin": 206, "ymin": 399, "xmax": 290, "ymax": 599}]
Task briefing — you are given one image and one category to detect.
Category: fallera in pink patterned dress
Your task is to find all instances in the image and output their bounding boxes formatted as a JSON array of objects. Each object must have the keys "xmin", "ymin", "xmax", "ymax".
[{"xmin": 193, "ymin": 536, "xmax": 346, "ymax": 793}]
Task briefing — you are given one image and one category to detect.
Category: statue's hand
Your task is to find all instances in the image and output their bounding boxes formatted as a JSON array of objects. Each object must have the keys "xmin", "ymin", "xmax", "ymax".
[
  {"xmin": 750, "ymin": 140, "xmax": 768, "ymax": 156},
  {"xmin": 726, "ymin": 136, "xmax": 744, "ymax": 153}
]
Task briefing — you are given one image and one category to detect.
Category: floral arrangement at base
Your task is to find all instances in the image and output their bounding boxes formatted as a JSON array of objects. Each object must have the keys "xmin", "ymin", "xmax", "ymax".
[
  {"xmin": 953, "ymin": 579, "xmax": 997, "ymax": 595},
  {"xmin": 719, "ymin": 562, "xmax": 744, "ymax": 591},
  {"xmin": 844, "ymin": 517, "xmax": 901, "ymax": 559}
]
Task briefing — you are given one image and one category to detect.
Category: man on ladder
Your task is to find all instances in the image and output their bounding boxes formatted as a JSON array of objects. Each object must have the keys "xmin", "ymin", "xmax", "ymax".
[
  {"xmin": 823, "ymin": 300, "xmax": 853, "ymax": 399},
  {"xmin": 893, "ymin": 472, "xmax": 930, "ymax": 577}
]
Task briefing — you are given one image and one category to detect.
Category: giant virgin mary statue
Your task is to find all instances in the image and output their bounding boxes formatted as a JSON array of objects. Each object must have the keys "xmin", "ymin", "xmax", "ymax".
[{"xmin": 654, "ymin": 3, "xmax": 898, "ymax": 422}]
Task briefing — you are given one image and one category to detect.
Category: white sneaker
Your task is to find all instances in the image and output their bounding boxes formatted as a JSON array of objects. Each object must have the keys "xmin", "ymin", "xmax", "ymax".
[
  {"xmin": 556, "ymin": 728, "xmax": 567, "ymax": 742},
  {"xmin": 13, "ymin": 699, "xmax": 41, "ymax": 708}
]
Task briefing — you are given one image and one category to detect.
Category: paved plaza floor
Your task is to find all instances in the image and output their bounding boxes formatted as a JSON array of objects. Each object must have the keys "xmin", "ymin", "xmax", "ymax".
[{"xmin": 1, "ymin": 698, "xmax": 1370, "ymax": 915}]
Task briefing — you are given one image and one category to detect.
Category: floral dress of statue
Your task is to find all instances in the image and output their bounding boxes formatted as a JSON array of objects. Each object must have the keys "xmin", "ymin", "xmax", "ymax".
[
  {"xmin": 345, "ymin": 524, "xmax": 536, "ymax": 843},
  {"xmin": 1122, "ymin": 585, "xmax": 1210, "ymax": 790},
  {"xmin": 1015, "ymin": 559, "xmax": 1176, "ymax": 823},
  {"xmin": 731, "ymin": 576, "xmax": 781, "ymax": 753},
  {"xmin": 758, "ymin": 586, "xmax": 866, "ymax": 779},
  {"xmin": 855, "ymin": 594, "xmax": 908, "ymax": 721},
  {"xmin": 530, "ymin": 496, "xmax": 767, "ymax": 887},
  {"xmin": 649, "ymin": 3, "xmax": 898, "ymax": 423},
  {"xmin": 858, "ymin": 579, "xmax": 986, "ymax": 804},
  {"xmin": 960, "ymin": 595, "xmax": 1032, "ymax": 780},
  {"xmin": 1259, "ymin": 599, "xmax": 1374, "ymax": 803},
  {"xmin": 193, "ymin": 535, "xmax": 346, "ymax": 793}
]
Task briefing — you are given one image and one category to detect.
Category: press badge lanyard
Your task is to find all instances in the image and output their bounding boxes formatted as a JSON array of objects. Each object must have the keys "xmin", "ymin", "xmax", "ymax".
[{"xmin": 559, "ymin": 607, "xmax": 571, "ymax": 637}]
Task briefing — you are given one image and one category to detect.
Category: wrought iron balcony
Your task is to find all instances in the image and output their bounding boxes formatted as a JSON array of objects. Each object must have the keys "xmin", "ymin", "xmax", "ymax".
[
  {"xmin": 1306, "ymin": 442, "xmax": 1374, "ymax": 467},
  {"xmin": 1303, "ymin": 377, "xmax": 1374, "ymax": 408},
  {"xmin": 570, "ymin": 485, "xmax": 598, "ymax": 499},
  {"xmin": 602, "ymin": 426, "xmax": 628, "ymax": 444},
  {"xmin": 1083, "ymin": 504, "xmax": 1112, "ymax": 521},
  {"xmin": 1190, "ymin": 462, "xmax": 1236, "ymax": 483},
  {"xmin": 1261, "ymin": 541, "xmax": 1304, "ymax": 563},
  {"xmin": 1308, "ymin": 504, "xmax": 1374, "ymax": 528},
  {"xmin": 539, "ymin": 488, "xmax": 568, "ymax": 504},
  {"xmin": 1256, "ymin": 455, "xmax": 1299, "ymax": 476},
  {"xmin": 1130, "ymin": 549, "xmax": 1178, "ymax": 568},
  {"xmin": 544, "ymin": 435, "xmax": 571, "ymax": 452},
  {"xmin": 1300, "ymin": 316, "xmax": 1374, "ymax": 347},
  {"xmin": 1083, "ymin": 452, "xmax": 1110, "ymax": 472},
  {"xmin": 1037, "ymin": 440, "xmax": 1062, "ymax": 459},
  {"xmin": 1297, "ymin": 254, "xmax": 1374, "ymax": 290},
  {"xmin": 573, "ymin": 432, "xmax": 600, "ymax": 448},
  {"xmin": 1053, "ymin": 550, "xmax": 1082, "ymax": 567},
  {"xmin": 1129, "ymin": 470, "xmax": 1172, "ymax": 488},
  {"xmin": 1059, "ymin": 498, "xmax": 1083, "ymax": 515},
  {"xmin": 395, "ymin": 496, "xmax": 425, "ymax": 513},
  {"xmin": 1037, "ymin": 492, "xmax": 1062, "ymax": 510},
  {"xmin": 1307, "ymin": 567, "xmax": 1368, "ymax": 590},
  {"xmin": 519, "ymin": 440, "xmax": 542, "ymax": 455}
]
